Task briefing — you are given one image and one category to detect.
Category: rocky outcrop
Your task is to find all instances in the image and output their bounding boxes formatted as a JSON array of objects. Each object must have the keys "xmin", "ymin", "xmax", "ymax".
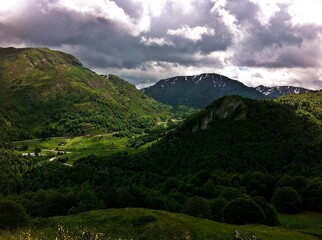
[{"xmin": 193, "ymin": 96, "xmax": 247, "ymax": 131}]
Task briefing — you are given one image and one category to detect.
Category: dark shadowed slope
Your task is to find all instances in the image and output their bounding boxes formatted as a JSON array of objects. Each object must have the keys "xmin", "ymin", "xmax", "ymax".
[{"xmin": 143, "ymin": 73, "xmax": 267, "ymax": 108}]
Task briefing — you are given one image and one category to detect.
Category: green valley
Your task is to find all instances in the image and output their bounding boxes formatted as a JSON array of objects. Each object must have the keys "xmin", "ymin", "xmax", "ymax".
[
  {"xmin": 12, "ymin": 133, "xmax": 154, "ymax": 163},
  {"xmin": 0, "ymin": 47, "xmax": 322, "ymax": 240}
]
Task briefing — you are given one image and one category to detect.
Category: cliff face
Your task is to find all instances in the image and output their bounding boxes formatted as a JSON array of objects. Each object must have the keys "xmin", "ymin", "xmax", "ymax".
[{"xmin": 193, "ymin": 96, "xmax": 247, "ymax": 132}]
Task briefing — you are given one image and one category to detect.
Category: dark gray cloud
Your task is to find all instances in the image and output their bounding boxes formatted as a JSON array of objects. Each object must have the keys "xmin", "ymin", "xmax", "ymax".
[{"xmin": 0, "ymin": 0, "xmax": 321, "ymax": 89}]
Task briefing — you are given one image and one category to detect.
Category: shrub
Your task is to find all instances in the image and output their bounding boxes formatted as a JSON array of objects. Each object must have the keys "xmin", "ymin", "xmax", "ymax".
[
  {"xmin": 253, "ymin": 196, "xmax": 280, "ymax": 226},
  {"xmin": 222, "ymin": 198, "xmax": 266, "ymax": 225},
  {"xmin": 272, "ymin": 187, "xmax": 301, "ymax": 213},
  {"xmin": 0, "ymin": 200, "xmax": 28, "ymax": 229},
  {"xmin": 131, "ymin": 215, "xmax": 157, "ymax": 226},
  {"xmin": 303, "ymin": 178, "xmax": 322, "ymax": 211},
  {"xmin": 277, "ymin": 175, "xmax": 308, "ymax": 195},
  {"xmin": 210, "ymin": 198, "xmax": 228, "ymax": 221},
  {"xmin": 183, "ymin": 196, "xmax": 211, "ymax": 218},
  {"xmin": 219, "ymin": 187, "xmax": 245, "ymax": 201}
]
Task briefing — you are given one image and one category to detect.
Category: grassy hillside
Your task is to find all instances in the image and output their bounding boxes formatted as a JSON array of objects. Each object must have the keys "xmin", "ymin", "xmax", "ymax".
[
  {"xmin": 2, "ymin": 208, "xmax": 321, "ymax": 240},
  {"xmin": 0, "ymin": 47, "xmax": 174, "ymax": 141}
]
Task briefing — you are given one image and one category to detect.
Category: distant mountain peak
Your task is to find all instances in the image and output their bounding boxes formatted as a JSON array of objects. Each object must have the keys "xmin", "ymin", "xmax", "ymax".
[
  {"xmin": 143, "ymin": 73, "xmax": 267, "ymax": 108},
  {"xmin": 255, "ymin": 85, "xmax": 313, "ymax": 98}
]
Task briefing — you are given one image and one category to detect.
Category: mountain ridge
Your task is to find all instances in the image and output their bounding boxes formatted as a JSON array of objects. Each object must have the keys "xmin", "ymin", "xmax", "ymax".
[
  {"xmin": 143, "ymin": 73, "xmax": 267, "ymax": 108},
  {"xmin": 0, "ymin": 47, "xmax": 173, "ymax": 140},
  {"xmin": 255, "ymin": 85, "xmax": 313, "ymax": 98}
]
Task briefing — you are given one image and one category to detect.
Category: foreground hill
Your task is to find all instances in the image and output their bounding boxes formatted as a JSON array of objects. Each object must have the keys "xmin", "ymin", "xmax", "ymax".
[
  {"xmin": 3, "ymin": 208, "xmax": 321, "ymax": 240},
  {"xmin": 0, "ymin": 47, "xmax": 173, "ymax": 140},
  {"xmin": 143, "ymin": 73, "xmax": 267, "ymax": 108},
  {"xmin": 255, "ymin": 85, "xmax": 313, "ymax": 98}
]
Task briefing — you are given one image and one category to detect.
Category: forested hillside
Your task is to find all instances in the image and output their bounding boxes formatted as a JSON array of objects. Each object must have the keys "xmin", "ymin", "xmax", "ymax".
[
  {"xmin": 0, "ymin": 47, "xmax": 176, "ymax": 140},
  {"xmin": 1, "ymin": 92, "xmax": 321, "ymax": 232}
]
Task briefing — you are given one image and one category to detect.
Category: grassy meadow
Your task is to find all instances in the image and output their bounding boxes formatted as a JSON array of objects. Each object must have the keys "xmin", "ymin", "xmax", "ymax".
[
  {"xmin": 12, "ymin": 133, "xmax": 152, "ymax": 163},
  {"xmin": 1, "ymin": 209, "xmax": 322, "ymax": 240}
]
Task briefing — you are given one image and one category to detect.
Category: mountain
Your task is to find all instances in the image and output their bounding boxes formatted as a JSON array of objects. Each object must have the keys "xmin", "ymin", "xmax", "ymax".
[
  {"xmin": 255, "ymin": 85, "xmax": 313, "ymax": 98},
  {"xmin": 143, "ymin": 73, "xmax": 267, "ymax": 108},
  {"xmin": 123, "ymin": 91, "xmax": 322, "ymax": 176},
  {"xmin": 0, "ymin": 47, "xmax": 173, "ymax": 140}
]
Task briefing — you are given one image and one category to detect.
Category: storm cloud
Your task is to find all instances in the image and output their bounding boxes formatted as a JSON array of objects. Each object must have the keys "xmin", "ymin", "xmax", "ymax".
[{"xmin": 0, "ymin": 0, "xmax": 321, "ymax": 89}]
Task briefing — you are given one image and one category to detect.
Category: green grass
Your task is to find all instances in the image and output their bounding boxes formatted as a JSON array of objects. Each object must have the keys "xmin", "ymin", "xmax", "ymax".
[
  {"xmin": 1, "ymin": 209, "xmax": 321, "ymax": 240},
  {"xmin": 13, "ymin": 134, "xmax": 150, "ymax": 162},
  {"xmin": 280, "ymin": 212, "xmax": 322, "ymax": 237}
]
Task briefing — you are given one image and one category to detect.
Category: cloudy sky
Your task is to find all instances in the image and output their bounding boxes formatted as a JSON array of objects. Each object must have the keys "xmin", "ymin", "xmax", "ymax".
[{"xmin": 1, "ymin": 0, "xmax": 322, "ymax": 89}]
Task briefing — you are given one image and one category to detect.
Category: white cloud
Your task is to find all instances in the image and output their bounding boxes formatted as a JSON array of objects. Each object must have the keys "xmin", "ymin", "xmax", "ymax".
[
  {"xmin": 167, "ymin": 25, "xmax": 215, "ymax": 42},
  {"xmin": 140, "ymin": 36, "xmax": 174, "ymax": 47},
  {"xmin": 288, "ymin": 0, "xmax": 322, "ymax": 26},
  {"xmin": 47, "ymin": 0, "xmax": 150, "ymax": 36},
  {"xmin": 0, "ymin": 0, "xmax": 28, "ymax": 23},
  {"xmin": 248, "ymin": 0, "xmax": 281, "ymax": 26},
  {"xmin": 249, "ymin": 0, "xmax": 322, "ymax": 27},
  {"xmin": 210, "ymin": 0, "xmax": 246, "ymax": 43}
]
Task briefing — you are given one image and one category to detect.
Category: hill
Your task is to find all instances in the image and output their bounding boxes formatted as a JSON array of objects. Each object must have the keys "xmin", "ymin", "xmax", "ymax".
[
  {"xmin": 0, "ymin": 47, "xmax": 174, "ymax": 141},
  {"xmin": 2, "ymin": 208, "xmax": 321, "ymax": 240},
  {"xmin": 115, "ymin": 91, "xmax": 322, "ymax": 177},
  {"xmin": 255, "ymin": 85, "xmax": 313, "ymax": 98},
  {"xmin": 142, "ymin": 73, "xmax": 267, "ymax": 108}
]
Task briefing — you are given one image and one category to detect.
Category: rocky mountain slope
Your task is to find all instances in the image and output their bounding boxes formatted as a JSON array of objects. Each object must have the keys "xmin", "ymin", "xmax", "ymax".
[
  {"xmin": 255, "ymin": 85, "xmax": 313, "ymax": 98},
  {"xmin": 143, "ymin": 73, "xmax": 267, "ymax": 108}
]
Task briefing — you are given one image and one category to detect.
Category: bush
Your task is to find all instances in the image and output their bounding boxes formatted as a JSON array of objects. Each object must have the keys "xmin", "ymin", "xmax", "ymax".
[
  {"xmin": 210, "ymin": 198, "xmax": 228, "ymax": 221},
  {"xmin": 183, "ymin": 196, "xmax": 211, "ymax": 218},
  {"xmin": 253, "ymin": 196, "xmax": 280, "ymax": 226},
  {"xmin": 219, "ymin": 187, "xmax": 245, "ymax": 201},
  {"xmin": 277, "ymin": 175, "xmax": 308, "ymax": 195},
  {"xmin": 222, "ymin": 198, "xmax": 266, "ymax": 225},
  {"xmin": 131, "ymin": 215, "xmax": 157, "ymax": 226},
  {"xmin": 0, "ymin": 200, "xmax": 28, "ymax": 229},
  {"xmin": 272, "ymin": 187, "xmax": 301, "ymax": 213},
  {"xmin": 303, "ymin": 178, "xmax": 322, "ymax": 211}
]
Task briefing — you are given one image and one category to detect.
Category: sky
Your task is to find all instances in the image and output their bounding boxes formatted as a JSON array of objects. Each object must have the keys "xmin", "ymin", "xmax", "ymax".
[{"xmin": 1, "ymin": 0, "xmax": 322, "ymax": 89}]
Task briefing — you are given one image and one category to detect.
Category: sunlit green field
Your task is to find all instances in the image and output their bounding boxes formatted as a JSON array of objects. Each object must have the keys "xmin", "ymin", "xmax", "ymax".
[
  {"xmin": 279, "ymin": 212, "xmax": 322, "ymax": 237},
  {"xmin": 1, "ymin": 209, "xmax": 322, "ymax": 240},
  {"xmin": 13, "ymin": 134, "xmax": 151, "ymax": 163}
]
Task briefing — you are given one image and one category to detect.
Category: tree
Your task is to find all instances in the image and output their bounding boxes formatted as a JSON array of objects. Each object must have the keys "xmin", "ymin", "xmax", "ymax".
[
  {"xmin": 34, "ymin": 147, "xmax": 41, "ymax": 156},
  {"xmin": 252, "ymin": 196, "xmax": 280, "ymax": 226},
  {"xmin": 210, "ymin": 198, "xmax": 227, "ymax": 221},
  {"xmin": 277, "ymin": 175, "xmax": 308, "ymax": 195},
  {"xmin": 183, "ymin": 196, "xmax": 211, "ymax": 218},
  {"xmin": 0, "ymin": 200, "xmax": 27, "ymax": 229},
  {"xmin": 272, "ymin": 187, "xmax": 301, "ymax": 213},
  {"xmin": 219, "ymin": 187, "xmax": 245, "ymax": 201},
  {"xmin": 222, "ymin": 198, "xmax": 266, "ymax": 225},
  {"xmin": 303, "ymin": 178, "xmax": 322, "ymax": 211}
]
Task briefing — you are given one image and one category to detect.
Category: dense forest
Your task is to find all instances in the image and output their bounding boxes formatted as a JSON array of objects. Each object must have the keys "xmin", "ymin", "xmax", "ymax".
[{"xmin": 1, "ymin": 91, "xmax": 322, "ymax": 229}]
